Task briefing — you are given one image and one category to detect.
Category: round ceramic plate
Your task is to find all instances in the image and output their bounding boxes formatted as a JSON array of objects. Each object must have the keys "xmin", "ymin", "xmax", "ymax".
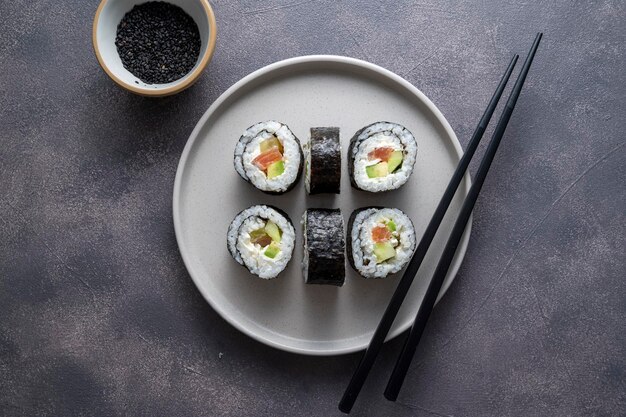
[{"xmin": 173, "ymin": 55, "xmax": 471, "ymax": 356}]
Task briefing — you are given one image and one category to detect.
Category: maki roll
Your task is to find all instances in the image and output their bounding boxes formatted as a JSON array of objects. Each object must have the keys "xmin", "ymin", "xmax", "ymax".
[
  {"xmin": 302, "ymin": 209, "xmax": 345, "ymax": 286},
  {"xmin": 348, "ymin": 122, "xmax": 417, "ymax": 192},
  {"xmin": 227, "ymin": 205, "xmax": 296, "ymax": 279},
  {"xmin": 347, "ymin": 207, "xmax": 416, "ymax": 278},
  {"xmin": 305, "ymin": 127, "xmax": 341, "ymax": 194},
  {"xmin": 234, "ymin": 121, "xmax": 303, "ymax": 194}
]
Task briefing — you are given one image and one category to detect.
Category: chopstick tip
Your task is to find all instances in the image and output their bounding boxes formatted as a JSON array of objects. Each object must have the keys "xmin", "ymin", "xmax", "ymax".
[
  {"xmin": 383, "ymin": 387, "xmax": 399, "ymax": 402},
  {"xmin": 338, "ymin": 396, "xmax": 354, "ymax": 414}
]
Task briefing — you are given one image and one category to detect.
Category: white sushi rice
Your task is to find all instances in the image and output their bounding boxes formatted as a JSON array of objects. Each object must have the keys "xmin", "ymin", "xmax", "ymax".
[
  {"xmin": 351, "ymin": 122, "xmax": 417, "ymax": 192},
  {"xmin": 350, "ymin": 208, "xmax": 416, "ymax": 278},
  {"xmin": 227, "ymin": 205, "xmax": 295, "ymax": 279},
  {"xmin": 234, "ymin": 121, "xmax": 302, "ymax": 193},
  {"xmin": 234, "ymin": 121, "xmax": 281, "ymax": 178},
  {"xmin": 303, "ymin": 141, "xmax": 311, "ymax": 193}
]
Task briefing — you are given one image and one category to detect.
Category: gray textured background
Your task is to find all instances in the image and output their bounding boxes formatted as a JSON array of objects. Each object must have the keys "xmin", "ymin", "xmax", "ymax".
[{"xmin": 1, "ymin": 0, "xmax": 624, "ymax": 416}]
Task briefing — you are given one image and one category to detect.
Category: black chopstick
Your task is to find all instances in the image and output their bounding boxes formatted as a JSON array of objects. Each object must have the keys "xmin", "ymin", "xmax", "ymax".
[
  {"xmin": 384, "ymin": 32, "xmax": 543, "ymax": 402},
  {"xmin": 338, "ymin": 55, "xmax": 520, "ymax": 414}
]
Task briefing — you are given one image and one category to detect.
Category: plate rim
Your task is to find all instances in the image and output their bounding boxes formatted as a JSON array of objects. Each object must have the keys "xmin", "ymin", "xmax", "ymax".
[{"xmin": 173, "ymin": 55, "xmax": 472, "ymax": 356}]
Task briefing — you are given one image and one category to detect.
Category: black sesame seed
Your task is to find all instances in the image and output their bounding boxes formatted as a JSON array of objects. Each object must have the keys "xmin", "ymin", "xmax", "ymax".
[{"xmin": 115, "ymin": 1, "xmax": 201, "ymax": 85}]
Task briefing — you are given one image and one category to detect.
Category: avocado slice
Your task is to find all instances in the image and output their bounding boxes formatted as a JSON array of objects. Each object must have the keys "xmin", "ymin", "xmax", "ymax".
[
  {"xmin": 267, "ymin": 160, "xmax": 285, "ymax": 179},
  {"xmin": 264, "ymin": 221, "xmax": 281, "ymax": 243},
  {"xmin": 365, "ymin": 162, "xmax": 389, "ymax": 178},
  {"xmin": 374, "ymin": 242, "xmax": 396, "ymax": 263},
  {"xmin": 264, "ymin": 244, "xmax": 280, "ymax": 259},
  {"xmin": 387, "ymin": 151, "xmax": 403, "ymax": 173},
  {"xmin": 260, "ymin": 136, "xmax": 283, "ymax": 153},
  {"xmin": 386, "ymin": 220, "xmax": 397, "ymax": 232},
  {"xmin": 250, "ymin": 229, "xmax": 272, "ymax": 247}
]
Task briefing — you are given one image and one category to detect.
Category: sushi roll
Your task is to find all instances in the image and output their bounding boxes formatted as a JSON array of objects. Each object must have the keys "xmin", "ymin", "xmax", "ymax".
[
  {"xmin": 227, "ymin": 205, "xmax": 296, "ymax": 279},
  {"xmin": 348, "ymin": 122, "xmax": 417, "ymax": 192},
  {"xmin": 347, "ymin": 207, "xmax": 416, "ymax": 278},
  {"xmin": 302, "ymin": 209, "xmax": 345, "ymax": 286},
  {"xmin": 234, "ymin": 121, "xmax": 303, "ymax": 194},
  {"xmin": 305, "ymin": 127, "xmax": 341, "ymax": 194}
]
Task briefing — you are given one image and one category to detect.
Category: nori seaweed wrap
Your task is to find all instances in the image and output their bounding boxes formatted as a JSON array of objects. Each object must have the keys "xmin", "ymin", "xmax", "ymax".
[
  {"xmin": 305, "ymin": 127, "xmax": 341, "ymax": 194},
  {"xmin": 302, "ymin": 208, "xmax": 345, "ymax": 286},
  {"xmin": 234, "ymin": 121, "xmax": 303, "ymax": 195},
  {"xmin": 227, "ymin": 205, "xmax": 296, "ymax": 279},
  {"xmin": 346, "ymin": 207, "xmax": 380, "ymax": 272},
  {"xmin": 348, "ymin": 122, "xmax": 417, "ymax": 192},
  {"xmin": 347, "ymin": 207, "xmax": 416, "ymax": 278}
]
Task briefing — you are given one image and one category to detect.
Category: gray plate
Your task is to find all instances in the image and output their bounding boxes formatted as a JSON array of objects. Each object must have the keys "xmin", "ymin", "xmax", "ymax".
[{"xmin": 173, "ymin": 55, "xmax": 471, "ymax": 355}]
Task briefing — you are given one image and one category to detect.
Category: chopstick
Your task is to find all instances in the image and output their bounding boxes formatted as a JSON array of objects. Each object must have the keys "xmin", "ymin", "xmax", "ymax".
[
  {"xmin": 338, "ymin": 54, "xmax": 520, "ymax": 413},
  {"xmin": 384, "ymin": 32, "xmax": 543, "ymax": 401}
]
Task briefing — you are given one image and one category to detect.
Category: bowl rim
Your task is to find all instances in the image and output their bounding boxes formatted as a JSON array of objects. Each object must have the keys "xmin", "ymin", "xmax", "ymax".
[{"xmin": 92, "ymin": 0, "xmax": 217, "ymax": 97}]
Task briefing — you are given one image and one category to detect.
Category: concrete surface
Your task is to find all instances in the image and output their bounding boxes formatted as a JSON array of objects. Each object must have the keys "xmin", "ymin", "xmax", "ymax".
[{"xmin": 1, "ymin": 0, "xmax": 624, "ymax": 416}]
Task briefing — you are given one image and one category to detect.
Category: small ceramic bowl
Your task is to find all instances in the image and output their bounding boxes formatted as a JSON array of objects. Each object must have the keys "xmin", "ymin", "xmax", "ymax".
[{"xmin": 93, "ymin": 0, "xmax": 217, "ymax": 97}]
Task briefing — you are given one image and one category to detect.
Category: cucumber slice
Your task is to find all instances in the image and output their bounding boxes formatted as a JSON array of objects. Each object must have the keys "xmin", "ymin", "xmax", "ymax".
[
  {"xmin": 387, "ymin": 151, "xmax": 403, "ymax": 173},
  {"xmin": 267, "ymin": 160, "xmax": 285, "ymax": 179},
  {"xmin": 260, "ymin": 136, "xmax": 283, "ymax": 153},
  {"xmin": 249, "ymin": 229, "xmax": 267, "ymax": 240},
  {"xmin": 374, "ymin": 242, "xmax": 396, "ymax": 263},
  {"xmin": 387, "ymin": 220, "xmax": 397, "ymax": 232},
  {"xmin": 365, "ymin": 162, "xmax": 389, "ymax": 178},
  {"xmin": 264, "ymin": 244, "xmax": 280, "ymax": 259},
  {"xmin": 264, "ymin": 221, "xmax": 281, "ymax": 243}
]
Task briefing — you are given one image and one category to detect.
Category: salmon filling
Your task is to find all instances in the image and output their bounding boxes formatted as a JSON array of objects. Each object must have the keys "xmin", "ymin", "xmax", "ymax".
[{"xmin": 252, "ymin": 137, "xmax": 285, "ymax": 178}]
